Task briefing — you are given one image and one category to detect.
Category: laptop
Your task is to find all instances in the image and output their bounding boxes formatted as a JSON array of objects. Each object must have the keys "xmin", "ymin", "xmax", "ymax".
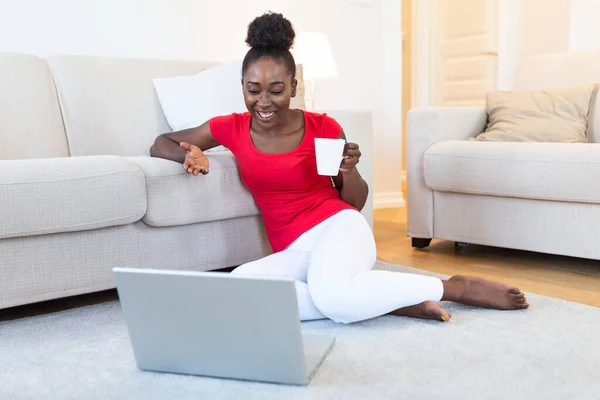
[{"xmin": 112, "ymin": 267, "xmax": 335, "ymax": 386}]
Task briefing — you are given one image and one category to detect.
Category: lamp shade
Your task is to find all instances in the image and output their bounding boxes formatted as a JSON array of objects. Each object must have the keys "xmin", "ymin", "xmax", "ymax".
[{"xmin": 293, "ymin": 32, "xmax": 338, "ymax": 80}]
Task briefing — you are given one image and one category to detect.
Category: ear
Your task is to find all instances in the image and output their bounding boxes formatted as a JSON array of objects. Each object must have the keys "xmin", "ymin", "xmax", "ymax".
[{"xmin": 291, "ymin": 78, "xmax": 298, "ymax": 98}]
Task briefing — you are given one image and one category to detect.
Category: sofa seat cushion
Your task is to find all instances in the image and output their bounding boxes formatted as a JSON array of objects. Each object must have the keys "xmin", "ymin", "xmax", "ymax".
[
  {"xmin": 424, "ymin": 141, "xmax": 600, "ymax": 204},
  {"xmin": 0, "ymin": 156, "xmax": 146, "ymax": 240},
  {"xmin": 129, "ymin": 154, "xmax": 259, "ymax": 227}
]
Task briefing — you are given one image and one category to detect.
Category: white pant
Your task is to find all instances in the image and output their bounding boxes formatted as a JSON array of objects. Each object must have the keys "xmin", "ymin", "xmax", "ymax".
[{"xmin": 231, "ymin": 209, "xmax": 444, "ymax": 324}]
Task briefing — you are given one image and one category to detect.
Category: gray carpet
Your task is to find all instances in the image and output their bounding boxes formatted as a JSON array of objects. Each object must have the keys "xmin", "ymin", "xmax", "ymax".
[{"xmin": 1, "ymin": 262, "xmax": 599, "ymax": 400}]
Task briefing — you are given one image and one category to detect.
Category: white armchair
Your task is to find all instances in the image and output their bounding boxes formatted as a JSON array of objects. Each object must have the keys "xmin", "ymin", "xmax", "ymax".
[{"xmin": 405, "ymin": 51, "xmax": 600, "ymax": 261}]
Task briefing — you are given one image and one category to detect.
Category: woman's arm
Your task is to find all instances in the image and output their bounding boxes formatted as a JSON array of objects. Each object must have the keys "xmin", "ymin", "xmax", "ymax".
[
  {"xmin": 150, "ymin": 121, "xmax": 220, "ymax": 163},
  {"xmin": 332, "ymin": 131, "xmax": 369, "ymax": 210},
  {"xmin": 334, "ymin": 168, "xmax": 369, "ymax": 210}
]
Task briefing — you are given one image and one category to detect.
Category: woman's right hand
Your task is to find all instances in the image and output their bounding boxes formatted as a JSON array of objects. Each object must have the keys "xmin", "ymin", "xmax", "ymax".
[{"xmin": 180, "ymin": 141, "xmax": 209, "ymax": 176}]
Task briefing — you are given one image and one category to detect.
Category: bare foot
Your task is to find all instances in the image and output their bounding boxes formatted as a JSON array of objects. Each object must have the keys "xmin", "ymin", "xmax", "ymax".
[
  {"xmin": 443, "ymin": 275, "xmax": 530, "ymax": 310},
  {"xmin": 391, "ymin": 301, "xmax": 451, "ymax": 322}
]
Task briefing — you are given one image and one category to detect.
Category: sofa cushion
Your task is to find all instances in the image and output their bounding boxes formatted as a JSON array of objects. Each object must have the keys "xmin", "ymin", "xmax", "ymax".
[
  {"xmin": 0, "ymin": 156, "xmax": 146, "ymax": 239},
  {"xmin": 152, "ymin": 59, "xmax": 246, "ymax": 153},
  {"xmin": 424, "ymin": 141, "xmax": 600, "ymax": 204},
  {"xmin": 0, "ymin": 53, "xmax": 69, "ymax": 160},
  {"xmin": 512, "ymin": 52, "xmax": 600, "ymax": 144},
  {"xmin": 475, "ymin": 84, "xmax": 597, "ymax": 143},
  {"xmin": 47, "ymin": 55, "xmax": 216, "ymax": 157},
  {"xmin": 128, "ymin": 154, "xmax": 259, "ymax": 227},
  {"xmin": 152, "ymin": 61, "xmax": 306, "ymax": 153}
]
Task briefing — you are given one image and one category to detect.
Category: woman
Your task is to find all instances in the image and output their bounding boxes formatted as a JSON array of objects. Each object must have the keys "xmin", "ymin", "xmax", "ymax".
[{"xmin": 150, "ymin": 12, "xmax": 529, "ymax": 324}]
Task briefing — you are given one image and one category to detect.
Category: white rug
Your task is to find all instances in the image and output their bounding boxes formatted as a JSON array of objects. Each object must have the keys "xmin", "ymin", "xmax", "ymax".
[{"xmin": 1, "ymin": 262, "xmax": 599, "ymax": 400}]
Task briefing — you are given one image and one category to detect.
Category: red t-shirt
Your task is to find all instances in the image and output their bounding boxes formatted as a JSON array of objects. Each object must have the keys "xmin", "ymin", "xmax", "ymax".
[{"xmin": 209, "ymin": 111, "xmax": 357, "ymax": 253}]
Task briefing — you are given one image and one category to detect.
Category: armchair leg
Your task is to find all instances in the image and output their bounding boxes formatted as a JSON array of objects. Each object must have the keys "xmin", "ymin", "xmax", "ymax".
[
  {"xmin": 411, "ymin": 238, "xmax": 432, "ymax": 249},
  {"xmin": 455, "ymin": 242, "xmax": 471, "ymax": 249}
]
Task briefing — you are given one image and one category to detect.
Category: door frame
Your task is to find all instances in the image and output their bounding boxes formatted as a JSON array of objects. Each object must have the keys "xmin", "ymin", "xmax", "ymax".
[{"xmin": 411, "ymin": 0, "xmax": 434, "ymax": 108}]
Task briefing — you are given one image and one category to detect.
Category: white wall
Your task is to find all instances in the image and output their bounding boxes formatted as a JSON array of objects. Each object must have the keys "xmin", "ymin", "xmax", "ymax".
[
  {"xmin": 521, "ymin": 0, "xmax": 571, "ymax": 57},
  {"xmin": 496, "ymin": 0, "xmax": 523, "ymax": 91},
  {"xmin": 519, "ymin": 0, "xmax": 600, "ymax": 53},
  {"xmin": 377, "ymin": 0, "xmax": 403, "ymax": 208},
  {"xmin": 495, "ymin": 0, "xmax": 571, "ymax": 90},
  {"xmin": 569, "ymin": 0, "xmax": 600, "ymax": 51},
  {"xmin": 0, "ymin": 0, "xmax": 403, "ymax": 208},
  {"xmin": 505, "ymin": 0, "xmax": 600, "ymax": 57},
  {"xmin": 495, "ymin": 0, "xmax": 600, "ymax": 89}
]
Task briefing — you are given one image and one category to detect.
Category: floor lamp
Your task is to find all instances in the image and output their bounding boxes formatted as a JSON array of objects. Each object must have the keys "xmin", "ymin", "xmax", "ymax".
[{"xmin": 293, "ymin": 32, "xmax": 338, "ymax": 111}]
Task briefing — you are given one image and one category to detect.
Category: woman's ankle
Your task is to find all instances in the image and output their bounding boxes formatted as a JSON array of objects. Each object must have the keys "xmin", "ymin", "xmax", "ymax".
[{"xmin": 441, "ymin": 279, "xmax": 463, "ymax": 302}]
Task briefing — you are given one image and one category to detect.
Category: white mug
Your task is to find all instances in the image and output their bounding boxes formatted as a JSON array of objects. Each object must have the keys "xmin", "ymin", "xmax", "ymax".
[{"xmin": 314, "ymin": 138, "xmax": 346, "ymax": 176}]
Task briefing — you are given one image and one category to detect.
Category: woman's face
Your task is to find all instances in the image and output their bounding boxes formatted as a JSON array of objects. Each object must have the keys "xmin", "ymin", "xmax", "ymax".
[{"xmin": 242, "ymin": 58, "xmax": 297, "ymax": 129}]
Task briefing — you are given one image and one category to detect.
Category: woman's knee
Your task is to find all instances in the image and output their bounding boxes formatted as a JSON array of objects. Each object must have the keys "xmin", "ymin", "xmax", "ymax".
[
  {"xmin": 231, "ymin": 251, "xmax": 310, "ymax": 280},
  {"xmin": 230, "ymin": 260, "xmax": 265, "ymax": 276},
  {"xmin": 230, "ymin": 266, "xmax": 253, "ymax": 276},
  {"xmin": 307, "ymin": 281, "xmax": 360, "ymax": 324}
]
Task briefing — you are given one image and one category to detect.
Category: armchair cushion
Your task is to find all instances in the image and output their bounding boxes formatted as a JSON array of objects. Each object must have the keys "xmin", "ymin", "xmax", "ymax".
[
  {"xmin": 425, "ymin": 141, "xmax": 600, "ymax": 204},
  {"xmin": 475, "ymin": 84, "xmax": 598, "ymax": 143}
]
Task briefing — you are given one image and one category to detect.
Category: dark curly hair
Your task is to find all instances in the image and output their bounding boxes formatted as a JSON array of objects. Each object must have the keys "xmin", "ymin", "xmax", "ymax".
[{"xmin": 242, "ymin": 12, "xmax": 296, "ymax": 81}]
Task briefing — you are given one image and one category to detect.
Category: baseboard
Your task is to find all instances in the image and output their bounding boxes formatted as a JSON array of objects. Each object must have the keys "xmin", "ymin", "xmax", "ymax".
[{"xmin": 374, "ymin": 192, "xmax": 405, "ymax": 209}]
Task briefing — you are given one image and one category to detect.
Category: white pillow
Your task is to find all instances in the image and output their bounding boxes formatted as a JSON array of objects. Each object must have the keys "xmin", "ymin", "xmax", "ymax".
[{"xmin": 152, "ymin": 59, "xmax": 247, "ymax": 152}]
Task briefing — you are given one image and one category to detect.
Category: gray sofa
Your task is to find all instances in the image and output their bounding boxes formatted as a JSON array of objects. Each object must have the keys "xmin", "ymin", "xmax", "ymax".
[{"xmin": 0, "ymin": 53, "xmax": 374, "ymax": 310}]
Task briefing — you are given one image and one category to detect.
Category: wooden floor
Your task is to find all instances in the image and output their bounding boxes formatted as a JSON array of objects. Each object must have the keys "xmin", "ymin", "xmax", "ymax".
[
  {"xmin": 2, "ymin": 207, "xmax": 598, "ymax": 321},
  {"xmin": 374, "ymin": 208, "xmax": 600, "ymax": 308}
]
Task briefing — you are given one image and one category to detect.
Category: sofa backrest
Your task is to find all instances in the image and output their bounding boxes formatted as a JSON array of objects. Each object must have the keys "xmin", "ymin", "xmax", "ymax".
[
  {"xmin": 0, "ymin": 53, "xmax": 69, "ymax": 160},
  {"xmin": 513, "ymin": 51, "xmax": 600, "ymax": 143},
  {"xmin": 47, "ymin": 55, "xmax": 217, "ymax": 157}
]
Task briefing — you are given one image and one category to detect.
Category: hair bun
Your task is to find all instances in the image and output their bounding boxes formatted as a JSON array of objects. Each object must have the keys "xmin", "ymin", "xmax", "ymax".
[{"xmin": 246, "ymin": 12, "xmax": 295, "ymax": 50}]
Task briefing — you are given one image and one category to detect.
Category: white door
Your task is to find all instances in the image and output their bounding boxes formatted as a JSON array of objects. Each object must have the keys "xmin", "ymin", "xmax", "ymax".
[{"xmin": 429, "ymin": 0, "xmax": 498, "ymax": 106}]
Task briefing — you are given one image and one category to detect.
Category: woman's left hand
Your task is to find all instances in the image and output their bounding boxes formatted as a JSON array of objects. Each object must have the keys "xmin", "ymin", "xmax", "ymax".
[{"xmin": 340, "ymin": 142, "xmax": 361, "ymax": 173}]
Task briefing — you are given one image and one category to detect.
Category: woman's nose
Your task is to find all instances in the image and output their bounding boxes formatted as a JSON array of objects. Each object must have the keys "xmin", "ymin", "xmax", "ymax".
[{"xmin": 257, "ymin": 92, "xmax": 272, "ymax": 106}]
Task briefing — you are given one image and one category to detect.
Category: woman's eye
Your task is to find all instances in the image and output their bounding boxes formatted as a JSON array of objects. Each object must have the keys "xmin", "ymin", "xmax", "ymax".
[
  {"xmin": 272, "ymin": 91, "xmax": 283, "ymax": 95},
  {"xmin": 248, "ymin": 90, "xmax": 260, "ymax": 94}
]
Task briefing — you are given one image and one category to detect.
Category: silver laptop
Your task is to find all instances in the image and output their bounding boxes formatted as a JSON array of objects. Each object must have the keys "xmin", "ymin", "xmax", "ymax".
[{"xmin": 112, "ymin": 267, "xmax": 335, "ymax": 386}]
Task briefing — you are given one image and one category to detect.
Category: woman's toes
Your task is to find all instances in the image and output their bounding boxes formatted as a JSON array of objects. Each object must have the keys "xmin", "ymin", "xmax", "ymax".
[
  {"xmin": 391, "ymin": 301, "xmax": 452, "ymax": 321},
  {"xmin": 508, "ymin": 288, "xmax": 522, "ymax": 295},
  {"xmin": 515, "ymin": 297, "xmax": 528, "ymax": 304},
  {"xmin": 440, "ymin": 310, "xmax": 452, "ymax": 322}
]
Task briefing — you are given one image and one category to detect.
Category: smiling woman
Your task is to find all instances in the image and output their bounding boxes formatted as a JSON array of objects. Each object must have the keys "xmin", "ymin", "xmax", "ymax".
[
  {"xmin": 242, "ymin": 10, "xmax": 297, "ymax": 123},
  {"xmin": 243, "ymin": 57, "xmax": 304, "ymax": 153},
  {"xmin": 149, "ymin": 11, "xmax": 530, "ymax": 326},
  {"xmin": 240, "ymin": 12, "xmax": 305, "ymax": 153}
]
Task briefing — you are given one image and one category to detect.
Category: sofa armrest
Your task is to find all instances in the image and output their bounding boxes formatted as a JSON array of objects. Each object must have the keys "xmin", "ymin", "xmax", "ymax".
[
  {"xmin": 318, "ymin": 109, "xmax": 374, "ymax": 228},
  {"xmin": 406, "ymin": 107, "xmax": 488, "ymax": 239}
]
